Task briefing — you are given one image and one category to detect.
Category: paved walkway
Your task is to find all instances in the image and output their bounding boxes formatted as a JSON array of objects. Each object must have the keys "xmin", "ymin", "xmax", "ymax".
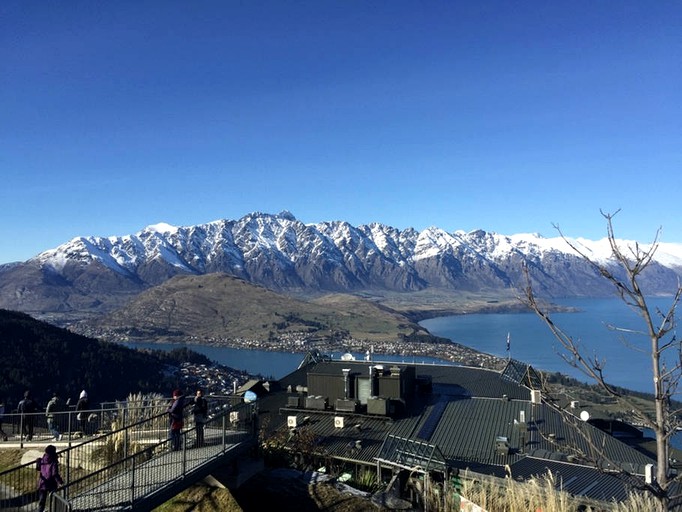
[{"xmin": 57, "ymin": 429, "xmax": 252, "ymax": 511}]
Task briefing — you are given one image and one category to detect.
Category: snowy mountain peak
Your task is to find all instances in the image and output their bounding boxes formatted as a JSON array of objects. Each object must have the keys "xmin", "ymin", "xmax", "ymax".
[
  {"xmin": 142, "ymin": 222, "xmax": 179, "ymax": 234},
  {"xmin": 5, "ymin": 211, "xmax": 682, "ymax": 320}
]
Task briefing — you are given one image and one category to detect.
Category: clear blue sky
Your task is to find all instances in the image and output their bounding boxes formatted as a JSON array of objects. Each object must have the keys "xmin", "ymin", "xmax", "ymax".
[{"xmin": 1, "ymin": 1, "xmax": 679, "ymax": 264}]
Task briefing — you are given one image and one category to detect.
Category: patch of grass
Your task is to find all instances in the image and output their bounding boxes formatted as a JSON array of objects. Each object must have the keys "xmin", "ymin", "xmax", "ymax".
[
  {"xmin": 152, "ymin": 481, "xmax": 243, "ymax": 512},
  {"xmin": 0, "ymin": 448, "xmax": 24, "ymax": 472}
]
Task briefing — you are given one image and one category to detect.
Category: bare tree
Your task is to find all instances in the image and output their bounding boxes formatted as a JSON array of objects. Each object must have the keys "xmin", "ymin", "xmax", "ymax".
[{"xmin": 522, "ymin": 210, "xmax": 682, "ymax": 509}]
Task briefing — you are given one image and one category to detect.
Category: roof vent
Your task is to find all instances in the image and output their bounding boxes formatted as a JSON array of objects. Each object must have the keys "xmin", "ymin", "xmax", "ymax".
[{"xmin": 495, "ymin": 436, "xmax": 510, "ymax": 456}]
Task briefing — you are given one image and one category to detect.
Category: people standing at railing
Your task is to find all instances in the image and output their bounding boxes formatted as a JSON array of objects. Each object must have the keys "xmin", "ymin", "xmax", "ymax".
[
  {"xmin": 46, "ymin": 392, "xmax": 64, "ymax": 441},
  {"xmin": 167, "ymin": 389, "xmax": 185, "ymax": 451},
  {"xmin": 76, "ymin": 390, "xmax": 89, "ymax": 436},
  {"xmin": 0, "ymin": 398, "xmax": 8, "ymax": 441},
  {"xmin": 36, "ymin": 444, "xmax": 63, "ymax": 512},
  {"xmin": 18, "ymin": 390, "xmax": 38, "ymax": 441},
  {"xmin": 192, "ymin": 389, "xmax": 208, "ymax": 447}
]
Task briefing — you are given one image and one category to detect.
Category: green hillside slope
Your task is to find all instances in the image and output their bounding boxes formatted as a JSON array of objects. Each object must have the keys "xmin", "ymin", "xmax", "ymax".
[{"xmin": 0, "ymin": 309, "xmax": 201, "ymax": 406}]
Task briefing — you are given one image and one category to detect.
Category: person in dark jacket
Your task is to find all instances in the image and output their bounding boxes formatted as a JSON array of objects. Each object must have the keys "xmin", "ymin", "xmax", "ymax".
[
  {"xmin": 37, "ymin": 444, "xmax": 63, "ymax": 512},
  {"xmin": 167, "ymin": 389, "xmax": 185, "ymax": 451},
  {"xmin": 45, "ymin": 392, "xmax": 64, "ymax": 441},
  {"xmin": 75, "ymin": 390, "xmax": 89, "ymax": 437},
  {"xmin": 18, "ymin": 390, "xmax": 38, "ymax": 441},
  {"xmin": 192, "ymin": 389, "xmax": 208, "ymax": 447}
]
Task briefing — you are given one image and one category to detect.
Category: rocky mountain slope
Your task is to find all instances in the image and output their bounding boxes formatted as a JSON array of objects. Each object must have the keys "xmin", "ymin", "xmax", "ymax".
[{"xmin": 1, "ymin": 211, "xmax": 681, "ymax": 325}]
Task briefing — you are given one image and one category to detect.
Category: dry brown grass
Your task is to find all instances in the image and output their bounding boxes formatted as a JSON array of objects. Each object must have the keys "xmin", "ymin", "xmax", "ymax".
[
  {"xmin": 152, "ymin": 480, "xmax": 243, "ymax": 512},
  {"xmin": 454, "ymin": 471, "xmax": 665, "ymax": 512}
]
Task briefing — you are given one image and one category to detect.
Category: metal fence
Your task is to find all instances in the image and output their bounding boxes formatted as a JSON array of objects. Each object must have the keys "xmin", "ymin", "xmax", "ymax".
[
  {"xmin": 0, "ymin": 396, "xmax": 256, "ymax": 511},
  {"xmin": 1, "ymin": 397, "xmax": 180, "ymax": 447}
]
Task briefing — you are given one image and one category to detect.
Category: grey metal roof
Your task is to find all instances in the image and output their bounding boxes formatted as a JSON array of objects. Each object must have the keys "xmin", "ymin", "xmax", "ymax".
[
  {"xmin": 414, "ymin": 364, "xmax": 533, "ymax": 400},
  {"xmin": 279, "ymin": 412, "xmax": 394, "ymax": 463},
  {"xmin": 508, "ymin": 456, "xmax": 636, "ymax": 503},
  {"xmin": 259, "ymin": 357, "xmax": 658, "ymax": 506}
]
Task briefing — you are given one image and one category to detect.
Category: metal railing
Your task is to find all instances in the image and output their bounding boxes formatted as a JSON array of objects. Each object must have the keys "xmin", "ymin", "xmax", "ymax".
[
  {"xmin": 1, "ymin": 397, "xmax": 178, "ymax": 447},
  {"xmin": 0, "ymin": 397, "xmax": 256, "ymax": 511}
]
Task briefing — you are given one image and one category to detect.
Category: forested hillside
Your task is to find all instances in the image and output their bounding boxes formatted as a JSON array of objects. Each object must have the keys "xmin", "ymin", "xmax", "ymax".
[{"xmin": 0, "ymin": 309, "xmax": 207, "ymax": 409}]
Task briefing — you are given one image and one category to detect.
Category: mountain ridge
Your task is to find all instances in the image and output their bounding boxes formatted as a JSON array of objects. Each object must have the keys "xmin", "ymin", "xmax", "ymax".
[{"xmin": 1, "ymin": 211, "xmax": 681, "ymax": 324}]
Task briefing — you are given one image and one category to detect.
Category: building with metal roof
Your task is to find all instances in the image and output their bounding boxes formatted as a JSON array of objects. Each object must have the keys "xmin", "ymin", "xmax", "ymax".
[{"xmin": 255, "ymin": 355, "xmax": 662, "ymax": 507}]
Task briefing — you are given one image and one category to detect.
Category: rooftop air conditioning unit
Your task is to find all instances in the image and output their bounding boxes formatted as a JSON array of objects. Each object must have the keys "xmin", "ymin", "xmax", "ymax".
[
  {"xmin": 530, "ymin": 390, "xmax": 541, "ymax": 404},
  {"xmin": 287, "ymin": 416, "xmax": 297, "ymax": 428},
  {"xmin": 334, "ymin": 416, "xmax": 345, "ymax": 428}
]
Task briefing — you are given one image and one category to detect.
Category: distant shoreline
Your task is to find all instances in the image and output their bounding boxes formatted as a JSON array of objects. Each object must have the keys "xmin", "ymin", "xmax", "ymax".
[
  {"xmin": 117, "ymin": 300, "xmax": 583, "ymax": 372},
  {"xmin": 401, "ymin": 300, "xmax": 579, "ymax": 323}
]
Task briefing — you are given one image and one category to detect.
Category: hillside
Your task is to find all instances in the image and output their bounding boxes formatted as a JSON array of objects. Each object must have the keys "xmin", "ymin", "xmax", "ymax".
[
  {"xmin": 76, "ymin": 273, "xmax": 437, "ymax": 344},
  {"xmin": 0, "ymin": 309, "xmax": 215, "ymax": 406}
]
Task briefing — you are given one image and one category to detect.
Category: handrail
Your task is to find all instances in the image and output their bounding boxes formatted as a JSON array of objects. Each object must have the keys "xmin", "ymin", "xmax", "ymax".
[
  {"xmin": 0, "ymin": 397, "xmax": 256, "ymax": 511},
  {"xmin": 2, "ymin": 401, "xmax": 174, "ymax": 448}
]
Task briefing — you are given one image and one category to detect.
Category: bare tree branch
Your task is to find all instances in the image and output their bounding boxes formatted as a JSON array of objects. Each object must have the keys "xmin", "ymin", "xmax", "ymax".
[{"xmin": 521, "ymin": 211, "xmax": 682, "ymax": 510}]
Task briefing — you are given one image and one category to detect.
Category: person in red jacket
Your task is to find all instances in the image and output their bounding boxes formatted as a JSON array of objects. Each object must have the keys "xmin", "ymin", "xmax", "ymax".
[{"xmin": 37, "ymin": 444, "xmax": 63, "ymax": 512}]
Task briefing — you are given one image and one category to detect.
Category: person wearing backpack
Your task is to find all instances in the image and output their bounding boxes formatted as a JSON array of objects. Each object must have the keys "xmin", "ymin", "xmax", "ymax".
[{"xmin": 36, "ymin": 444, "xmax": 63, "ymax": 512}]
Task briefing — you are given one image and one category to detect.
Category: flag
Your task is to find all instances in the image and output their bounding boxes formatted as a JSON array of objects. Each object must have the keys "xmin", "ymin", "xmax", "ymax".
[{"xmin": 506, "ymin": 332, "xmax": 510, "ymax": 352}]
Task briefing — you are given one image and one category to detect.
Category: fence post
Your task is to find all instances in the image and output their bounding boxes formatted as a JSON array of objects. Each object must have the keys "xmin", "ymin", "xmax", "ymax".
[
  {"xmin": 18, "ymin": 414, "xmax": 23, "ymax": 448},
  {"xmin": 182, "ymin": 428, "xmax": 188, "ymax": 477},
  {"xmin": 124, "ymin": 408, "xmax": 129, "ymax": 460},
  {"xmin": 64, "ymin": 411, "xmax": 71, "ymax": 493},
  {"xmin": 130, "ymin": 450, "xmax": 136, "ymax": 507},
  {"xmin": 222, "ymin": 412, "xmax": 227, "ymax": 452}
]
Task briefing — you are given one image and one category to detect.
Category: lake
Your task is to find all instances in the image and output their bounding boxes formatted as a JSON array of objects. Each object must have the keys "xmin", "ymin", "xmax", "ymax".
[
  {"xmin": 124, "ymin": 296, "xmax": 675, "ymax": 394},
  {"xmin": 421, "ymin": 296, "xmax": 676, "ymax": 395},
  {"xmin": 122, "ymin": 342, "xmax": 450, "ymax": 380}
]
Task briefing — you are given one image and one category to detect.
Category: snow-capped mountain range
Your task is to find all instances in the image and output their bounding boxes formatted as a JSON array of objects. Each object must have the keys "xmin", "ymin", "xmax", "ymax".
[{"xmin": 1, "ymin": 211, "xmax": 681, "ymax": 320}]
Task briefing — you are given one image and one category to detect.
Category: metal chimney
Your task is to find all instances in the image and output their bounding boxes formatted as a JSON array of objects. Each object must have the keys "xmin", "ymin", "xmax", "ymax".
[{"xmin": 342, "ymin": 368, "xmax": 351, "ymax": 399}]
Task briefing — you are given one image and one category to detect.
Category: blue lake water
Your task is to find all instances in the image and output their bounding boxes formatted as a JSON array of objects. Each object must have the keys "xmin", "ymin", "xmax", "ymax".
[
  {"xmin": 124, "ymin": 296, "xmax": 675, "ymax": 394},
  {"xmin": 421, "ymin": 296, "xmax": 675, "ymax": 395},
  {"xmin": 122, "ymin": 342, "xmax": 449, "ymax": 380}
]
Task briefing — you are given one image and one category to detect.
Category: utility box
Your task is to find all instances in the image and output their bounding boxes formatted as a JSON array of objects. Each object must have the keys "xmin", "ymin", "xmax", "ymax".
[
  {"xmin": 305, "ymin": 395, "xmax": 328, "ymax": 410},
  {"xmin": 287, "ymin": 395, "xmax": 304, "ymax": 408},
  {"xmin": 367, "ymin": 397, "xmax": 388, "ymax": 416},
  {"xmin": 335, "ymin": 399, "xmax": 358, "ymax": 413}
]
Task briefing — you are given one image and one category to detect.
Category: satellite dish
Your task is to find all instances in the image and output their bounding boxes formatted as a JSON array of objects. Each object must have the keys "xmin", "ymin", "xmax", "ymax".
[
  {"xmin": 244, "ymin": 390, "xmax": 258, "ymax": 403},
  {"xmin": 580, "ymin": 410, "xmax": 590, "ymax": 422}
]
